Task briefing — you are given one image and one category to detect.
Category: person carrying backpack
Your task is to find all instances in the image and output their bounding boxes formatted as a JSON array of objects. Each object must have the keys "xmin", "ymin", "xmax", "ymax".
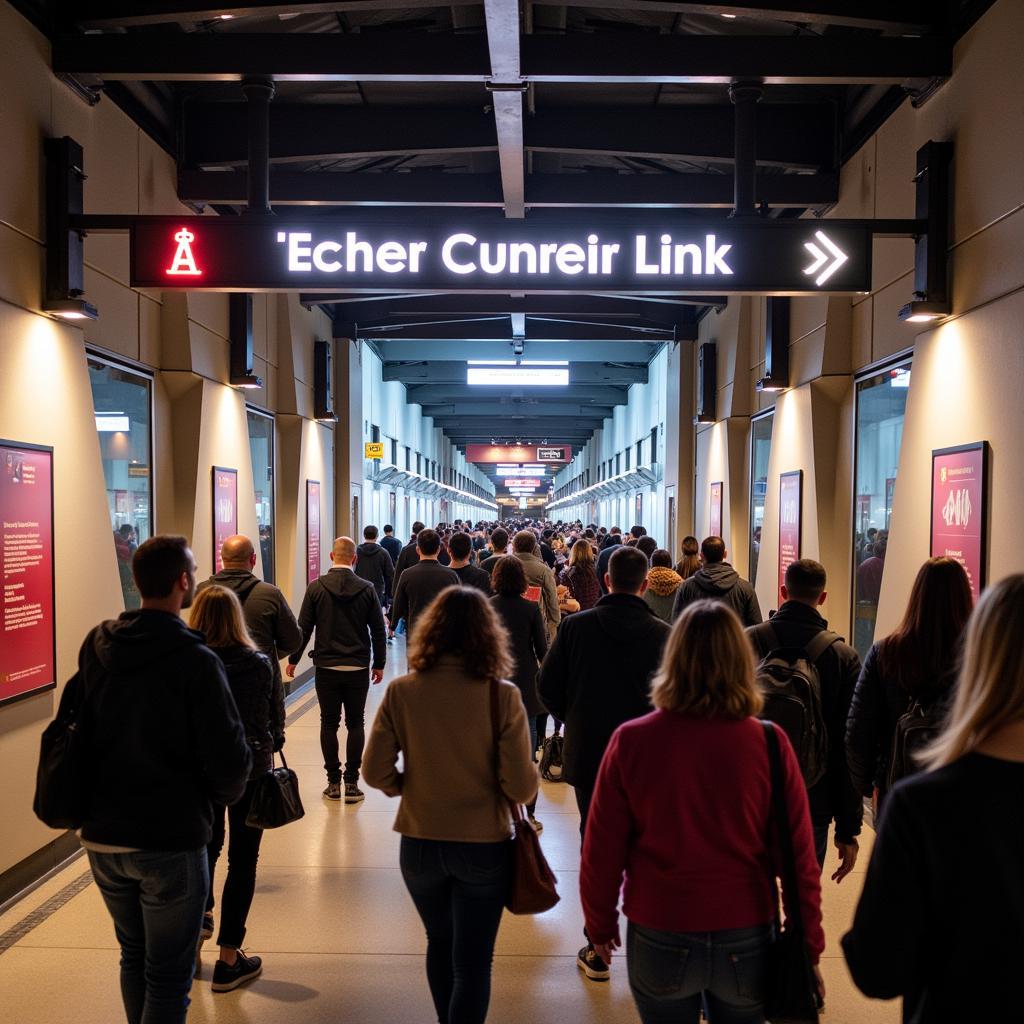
[
  {"xmin": 845, "ymin": 557, "xmax": 972, "ymax": 811},
  {"xmin": 747, "ymin": 558, "xmax": 862, "ymax": 880}
]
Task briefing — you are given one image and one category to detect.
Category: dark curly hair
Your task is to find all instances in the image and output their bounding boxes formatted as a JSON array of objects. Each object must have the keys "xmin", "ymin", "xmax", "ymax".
[
  {"xmin": 408, "ymin": 586, "xmax": 512, "ymax": 681},
  {"xmin": 491, "ymin": 555, "xmax": 527, "ymax": 597}
]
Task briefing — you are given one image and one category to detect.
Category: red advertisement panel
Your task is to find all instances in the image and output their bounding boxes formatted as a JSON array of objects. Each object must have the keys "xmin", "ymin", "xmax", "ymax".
[
  {"xmin": 778, "ymin": 471, "xmax": 803, "ymax": 607},
  {"xmin": 930, "ymin": 443, "xmax": 987, "ymax": 601},
  {"xmin": 307, "ymin": 480, "xmax": 321, "ymax": 584},
  {"xmin": 212, "ymin": 467, "xmax": 238, "ymax": 574},
  {"xmin": 709, "ymin": 481, "xmax": 723, "ymax": 538},
  {"xmin": 1, "ymin": 441, "xmax": 55, "ymax": 707},
  {"xmin": 465, "ymin": 444, "xmax": 570, "ymax": 464}
]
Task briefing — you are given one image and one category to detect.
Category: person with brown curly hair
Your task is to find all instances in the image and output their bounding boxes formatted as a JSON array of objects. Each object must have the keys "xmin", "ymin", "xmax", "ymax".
[{"xmin": 363, "ymin": 586, "xmax": 536, "ymax": 1024}]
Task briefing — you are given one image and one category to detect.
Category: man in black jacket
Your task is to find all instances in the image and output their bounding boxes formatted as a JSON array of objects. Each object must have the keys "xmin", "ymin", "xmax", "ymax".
[
  {"xmin": 71, "ymin": 535, "xmax": 251, "ymax": 1022},
  {"xmin": 389, "ymin": 528, "xmax": 459, "ymax": 635},
  {"xmin": 672, "ymin": 535, "xmax": 762, "ymax": 626},
  {"xmin": 594, "ymin": 528, "xmax": 623, "ymax": 595},
  {"xmin": 355, "ymin": 524, "xmax": 395, "ymax": 606},
  {"xmin": 198, "ymin": 533, "xmax": 301, "ymax": 724},
  {"xmin": 392, "ymin": 520, "xmax": 426, "ymax": 589},
  {"xmin": 287, "ymin": 536, "xmax": 387, "ymax": 803},
  {"xmin": 748, "ymin": 558, "xmax": 863, "ymax": 881},
  {"xmin": 538, "ymin": 545, "xmax": 670, "ymax": 982},
  {"xmin": 380, "ymin": 524, "xmax": 403, "ymax": 568},
  {"xmin": 447, "ymin": 531, "xmax": 491, "ymax": 593}
]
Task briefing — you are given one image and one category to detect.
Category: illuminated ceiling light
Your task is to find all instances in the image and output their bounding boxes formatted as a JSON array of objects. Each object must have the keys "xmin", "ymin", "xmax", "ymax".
[
  {"xmin": 43, "ymin": 297, "xmax": 98, "ymax": 321},
  {"xmin": 721, "ymin": 12, "xmax": 738, "ymax": 17},
  {"xmin": 468, "ymin": 360, "xmax": 516, "ymax": 365},
  {"xmin": 219, "ymin": 13, "xmax": 235, "ymax": 18},
  {"xmin": 467, "ymin": 367, "xmax": 569, "ymax": 386},
  {"xmin": 520, "ymin": 360, "xmax": 569, "ymax": 366},
  {"xmin": 95, "ymin": 413, "xmax": 130, "ymax": 432},
  {"xmin": 898, "ymin": 299, "xmax": 950, "ymax": 323}
]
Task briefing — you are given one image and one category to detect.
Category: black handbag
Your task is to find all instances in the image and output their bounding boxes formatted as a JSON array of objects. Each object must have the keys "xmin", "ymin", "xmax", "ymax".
[
  {"xmin": 33, "ymin": 672, "xmax": 90, "ymax": 830},
  {"xmin": 762, "ymin": 721, "xmax": 822, "ymax": 1024},
  {"xmin": 489, "ymin": 679, "xmax": 560, "ymax": 915},
  {"xmin": 245, "ymin": 750, "xmax": 305, "ymax": 829}
]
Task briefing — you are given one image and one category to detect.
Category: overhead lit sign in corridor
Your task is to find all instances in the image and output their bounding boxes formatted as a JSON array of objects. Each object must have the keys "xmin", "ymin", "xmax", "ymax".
[{"xmin": 132, "ymin": 217, "xmax": 873, "ymax": 294}]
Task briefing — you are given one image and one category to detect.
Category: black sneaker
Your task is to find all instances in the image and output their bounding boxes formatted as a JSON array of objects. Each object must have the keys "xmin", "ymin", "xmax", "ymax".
[
  {"xmin": 344, "ymin": 784, "xmax": 365, "ymax": 804},
  {"xmin": 577, "ymin": 944, "xmax": 610, "ymax": 981},
  {"xmin": 323, "ymin": 782, "xmax": 342, "ymax": 800},
  {"xmin": 211, "ymin": 951, "xmax": 263, "ymax": 992}
]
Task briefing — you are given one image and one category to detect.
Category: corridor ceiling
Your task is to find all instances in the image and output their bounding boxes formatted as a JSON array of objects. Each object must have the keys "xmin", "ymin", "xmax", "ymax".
[{"xmin": 31, "ymin": 0, "xmax": 991, "ymax": 462}]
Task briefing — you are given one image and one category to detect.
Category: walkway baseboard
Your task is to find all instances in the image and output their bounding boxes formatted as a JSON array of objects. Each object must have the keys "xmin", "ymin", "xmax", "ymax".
[{"xmin": 0, "ymin": 832, "xmax": 83, "ymax": 915}]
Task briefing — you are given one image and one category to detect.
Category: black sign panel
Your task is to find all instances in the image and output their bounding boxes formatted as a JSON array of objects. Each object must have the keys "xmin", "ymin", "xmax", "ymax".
[{"xmin": 131, "ymin": 216, "xmax": 872, "ymax": 294}]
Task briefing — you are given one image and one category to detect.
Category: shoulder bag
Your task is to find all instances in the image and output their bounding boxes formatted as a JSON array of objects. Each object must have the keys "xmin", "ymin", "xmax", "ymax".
[
  {"xmin": 489, "ymin": 678, "xmax": 560, "ymax": 915},
  {"xmin": 33, "ymin": 671, "xmax": 90, "ymax": 830},
  {"xmin": 245, "ymin": 749, "xmax": 305, "ymax": 829},
  {"xmin": 762, "ymin": 720, "xmax": 822, "ymax": 1024}
]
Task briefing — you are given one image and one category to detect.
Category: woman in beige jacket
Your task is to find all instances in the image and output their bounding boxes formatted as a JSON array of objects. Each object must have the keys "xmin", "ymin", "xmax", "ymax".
[{"xmin": 363, "ymin": 585, "xmax": 537, "ymax": 1024}]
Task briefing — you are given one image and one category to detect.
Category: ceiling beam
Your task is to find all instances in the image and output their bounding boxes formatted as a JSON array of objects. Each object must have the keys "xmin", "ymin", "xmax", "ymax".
[
  {"xmin": 404, "ymin": 383, "xmax": 629, "ymax": 404},
  {"xmin": 483, "ymin": 0, "xmax": 525, "ymax": 219},
  {"xmin": 178, "ymin": 168, "xmax": 839, "ymax": 209},
  {"xmin": 422, "ymin": 402, "xmax": 617, "ymax": 418},
  {"xmin": 432, "ymin": 416, "xmax": 607, "ymax": 429},
  {"xmin": 348, "ymin": 322, "xmax": 678, "ymax": 342},
  {"xmin": 371, "ymin": 340, "xmax": 664, "ymax": 362},
  {"xmin": 384, "ymin": 362, "xmax": 649, "ymax": 384},
  {"xmin": 54, "ymin": 33, "xmax": 950, "ymax": 86},
  {"xmin": 180, "ymin": 103, "xmax": 836, "ymax": 169},
  {"xmin": 318, "ymin": 294, "xmax": 719, "ymax": 318}
]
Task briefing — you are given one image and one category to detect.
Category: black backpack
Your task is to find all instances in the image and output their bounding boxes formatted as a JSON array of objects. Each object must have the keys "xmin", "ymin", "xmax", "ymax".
[
  {"xmin": 33, "ymin": 671, "xmax": 91, "ymax": 830},
  {"xmin": 755, "ymin": 625, "xmax": 840, "ymax": 788},
  {"xmin": 888, "ymin": 699, "xmax": 945, "ymax": 789},
  {"xmin": 539, "ymin": 724, "xmax": 566, "ymax": 783}
]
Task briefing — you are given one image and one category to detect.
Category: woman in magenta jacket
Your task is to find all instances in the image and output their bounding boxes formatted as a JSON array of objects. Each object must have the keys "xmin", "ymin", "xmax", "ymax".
[{"xmin": 579, "ymin": 600, "xmax": 824, "ymax": 1024}]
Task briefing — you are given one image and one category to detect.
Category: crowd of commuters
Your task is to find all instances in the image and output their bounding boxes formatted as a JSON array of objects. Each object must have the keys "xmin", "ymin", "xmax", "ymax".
[{"xmin": 48, "ymin": 512, "xmax": 1023, "ymax": 1024}]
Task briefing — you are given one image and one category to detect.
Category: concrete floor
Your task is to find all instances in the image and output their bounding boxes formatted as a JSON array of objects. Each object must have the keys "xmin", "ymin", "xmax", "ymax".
[{"xmin": 0, "ymin": 640, "xmax": 899, "ymax": 1023}]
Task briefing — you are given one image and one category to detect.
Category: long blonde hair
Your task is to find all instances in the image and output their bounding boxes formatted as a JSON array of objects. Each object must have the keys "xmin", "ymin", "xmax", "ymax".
[
  {"xmin": 189, "ymin": 584, "xmax": 257, "ymax": 650},
  {"xmin": 921, "ymin": 574, "xmax": 1024, "ymax": 769},
  {"xmin": 651, "ymin": 600, "xmax": 763, "ymax": 719},
  {"xmin": 569, "ymin": 538, "xmax": 596, "ymax": 570}
]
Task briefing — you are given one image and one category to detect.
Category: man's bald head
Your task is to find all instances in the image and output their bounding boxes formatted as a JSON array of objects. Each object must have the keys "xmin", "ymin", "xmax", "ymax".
[
  {"xmin": 331, "ymin": 536, "xmax": 357, "ymax": 565},
  {"xmin": 221, "ymin": 534, "xmax": 256, "ymax": 569}
]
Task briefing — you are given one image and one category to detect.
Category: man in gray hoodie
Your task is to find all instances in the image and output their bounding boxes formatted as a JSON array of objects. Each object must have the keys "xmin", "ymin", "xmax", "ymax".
[{"xmin": 671, "ymin": 535, "xmax": 763, "ymax": 627}]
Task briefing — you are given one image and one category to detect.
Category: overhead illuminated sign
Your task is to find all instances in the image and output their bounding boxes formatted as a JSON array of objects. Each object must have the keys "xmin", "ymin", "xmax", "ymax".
[
  {"xmin": 468, "ymin": 367, "xmax": 569, "ymax": 386},
  {"xmin": 130, "ymin": 217, "xmax": 873, "ymax": 294},
  {"xmin": 466, "ymin": 445, "xmax": 570, "ymax": 464},
  {"xmin": 504, "ymin": 479, "xmax": 542, "ymax": 488},
  {"xmin": 498, "ymin": 466, "xmax": 546, "ymax": 477}
]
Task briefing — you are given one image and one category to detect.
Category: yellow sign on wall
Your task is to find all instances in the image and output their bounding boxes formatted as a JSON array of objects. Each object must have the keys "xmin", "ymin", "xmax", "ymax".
[{"xmin": 364, "ymin": 442, "xmax": 385, "ymax": 460}]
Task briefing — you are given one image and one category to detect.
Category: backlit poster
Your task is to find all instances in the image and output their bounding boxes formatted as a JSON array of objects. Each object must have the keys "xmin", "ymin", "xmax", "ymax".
[
  {"xmin": 307, "ymin": 480, "xmax": 321, "ymax": 584},
  {"xmin": 709, "ymin": 481, "xmax": 723, "ymax": 538},
  {"xmin": 778, "ymin": 471, "xmax": 803, "ymax": 608},
  {"xmin": 212, "ymin": 467, "xmax": 238, "ymax": 573},
  {"xmin": 1, "ymin": 441, "xmax": 55, "ymax": 708},
  {"xmin": 931, "ymin": 443, "xmax": 987, "ymax": 600}
]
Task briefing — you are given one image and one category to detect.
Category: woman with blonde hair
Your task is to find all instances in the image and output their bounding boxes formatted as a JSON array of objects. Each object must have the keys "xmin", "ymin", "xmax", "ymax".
[
  {"xmin": 189, "ymin": 584, "xmax": 278, "ymax": 992},
  {"xmin": 363, "ymin": 586, "xmax": 536, "ymax": 1024},
  {"xmin": 559, "ymin": 534, "xmax": 601, "ymax": 611},
  {"xmin": 580, "ymin": 599, "xmax": 824, "ymax": 1024},
  {"xmin": 843, "ymin": 574, "xmax": 1024, "ymax": 1022}
]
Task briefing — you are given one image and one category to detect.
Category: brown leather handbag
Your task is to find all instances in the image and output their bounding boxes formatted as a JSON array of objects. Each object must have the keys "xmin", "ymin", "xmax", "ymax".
[{"xmin": 489, "ymin": 678, "xmax": 560, "ymax": 915}]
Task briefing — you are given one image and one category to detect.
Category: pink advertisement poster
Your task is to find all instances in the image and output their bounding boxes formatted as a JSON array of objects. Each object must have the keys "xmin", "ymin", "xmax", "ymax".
[
  {"xmin": 931, "ymin": 443, "xmax": 987, "ymax": 600},
  {"xmin": 307, "ymin": 480, "xmax": 321, "ymax": 584},
  {"xmin": 778, "ymin": 470, "xmax": 802, "ymax": 607},
  {"xmin": 212, "ymin": 467, "xmax": 238, "ymax": 573},
  {"xmin": 0, "ymin": 441, "xmax": 56, "ymax": 707},
  {"xmin": 709, "ymin": 481, "xmax": 723, "ymax": 538}
]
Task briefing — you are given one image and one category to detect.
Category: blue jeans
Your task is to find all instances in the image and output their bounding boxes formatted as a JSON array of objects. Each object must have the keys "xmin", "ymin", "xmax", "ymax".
[
  {"xmin": 627, "ymin": 922, "xmax": 773, "ymax": 1024},
  {"xmin": 88, "ymin": 848, "xmax": 209, "ymax": 1024},
  {"xmin": 400, "ymin": 836, "xmax": 512, "ymax": 1024}
]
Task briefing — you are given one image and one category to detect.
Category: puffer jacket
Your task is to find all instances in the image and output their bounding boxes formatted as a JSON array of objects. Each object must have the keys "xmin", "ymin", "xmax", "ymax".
[
  {"xmin": 214, "ymin": 644, "xmax": 278, "ymax": 779},
  {"xmin": 643, "ymin": 567, "xmax": 683, "ymax": 624}
]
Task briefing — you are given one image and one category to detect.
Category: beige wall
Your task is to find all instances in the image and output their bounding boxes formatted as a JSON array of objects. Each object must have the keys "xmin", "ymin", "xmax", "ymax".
[
  {"xmin": 0, "ymin": 5, "xmax": 337, "ymax": 879},
  {"xmin": 690, "ymin": 0, "xmax": 1024, "ymax": 642}
]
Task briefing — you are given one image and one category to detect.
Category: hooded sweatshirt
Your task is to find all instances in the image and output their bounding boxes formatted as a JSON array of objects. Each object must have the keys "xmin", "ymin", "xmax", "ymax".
[
  {"xmin": 290, "ymin": 568, "xmax": 388, "ymax": 670},
  {"xmin": 643, "ymin": 567, "xmax": 683, "ymax": 624},
  {"xmin": 66, "ymin": 609, "xmax": 251, "ymax": 850},
  {"xmin": 672, "ymin": 560, "xmax": 763, "ymax": 628},
  {"xmin": 355, "ymin": 541, "xmax": 395, "ymax": 601}
]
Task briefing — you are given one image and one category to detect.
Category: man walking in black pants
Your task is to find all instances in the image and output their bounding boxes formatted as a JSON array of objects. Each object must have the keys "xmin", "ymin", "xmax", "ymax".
[
  {"xmin": 287, "ymin": 536, "xmax": 387, "ymax": 803},
  {"xmin": 539, "ymin": 546, "xmax": 670, "ymax": 982}
]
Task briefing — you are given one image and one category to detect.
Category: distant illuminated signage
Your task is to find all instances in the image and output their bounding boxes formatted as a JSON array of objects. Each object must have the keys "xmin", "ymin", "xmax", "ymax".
[
  {"xmin": 95, "ymin": 414, "xmax": 131, "ymax": 432},
  {"xmin": 504, "ymin": 478, "xmax": 542, "ymax": 488},
  {"xmin": 130, "ymin": 217, "xmax": 872, "ymax": 294},
  {"xmin": 466, "ymin": 445, "xmax": 570, "ymax": 464},
  {"xmin": 468, "ymin": 367, "xmax": 569, "ymax": 387}
]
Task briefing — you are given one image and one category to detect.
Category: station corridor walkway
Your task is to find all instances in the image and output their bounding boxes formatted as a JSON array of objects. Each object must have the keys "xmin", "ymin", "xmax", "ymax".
[{"xmin": 0, "ymin": 643, "xmax": 899, "ymax": 1024}]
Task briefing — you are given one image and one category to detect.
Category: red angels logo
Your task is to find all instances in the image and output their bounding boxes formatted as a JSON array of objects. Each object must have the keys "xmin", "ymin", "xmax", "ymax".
[{"xmin": 166, "ymin": 227, "xmax": 202, "ymax": 276}]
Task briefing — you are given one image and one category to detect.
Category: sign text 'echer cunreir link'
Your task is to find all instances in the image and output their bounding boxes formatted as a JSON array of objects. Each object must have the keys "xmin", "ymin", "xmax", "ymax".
[{"xmin": 131, "ymin": 217, "xmax": 872, "ymax": 295}]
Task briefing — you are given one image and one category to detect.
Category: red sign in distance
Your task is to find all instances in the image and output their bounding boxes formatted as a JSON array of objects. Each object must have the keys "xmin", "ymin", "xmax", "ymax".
[
  {"xmin": 465, "ymin": 445, "xmax": 570, "ymax": 464},
  {"xmin": 212, "ymin": 467, "xmax": 238, "ymax": 573},
  {"xmin": 307, "ymin": 480, "xmax": 321, "ymax": 584},
  {"xmin": 778, "ymin": 471, "xmax": 802, "ymax": 608},
  {"xmin": 709, "ymin": 481, "xmax": 723, "ymax": 538},
  {"xmin": 930, "ymin": 443, "xmax": 987, "ymax": 601},
  {"xmin": 0, "ymin": 442, "xmax": 55, "ymax": 706},
  {"xmin": 503, "ymin": 478, "xmax": 542, "ymax": 489}
]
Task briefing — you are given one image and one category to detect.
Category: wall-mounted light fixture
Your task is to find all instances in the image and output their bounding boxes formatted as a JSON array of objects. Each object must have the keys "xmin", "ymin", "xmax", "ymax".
[
  {"xmin": 314, "ymin": 339, "xmax": 338, "ymax": 422},
  {"xmin": 693, "ymin": 341, "xmax": 717, "ymax": 424},
  {"xmin": 229, "ymin": 293, "xmax": 263, "ymax": 389},
  {"xmin": 756, "ymin": 297, "xmax": 790, "ymax": 392}
]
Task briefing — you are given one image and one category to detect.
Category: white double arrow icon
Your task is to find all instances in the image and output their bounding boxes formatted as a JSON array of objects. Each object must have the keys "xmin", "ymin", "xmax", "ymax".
[{"xmin": 803, "ymin": 230, "xmax": 848, "ymax": 286}]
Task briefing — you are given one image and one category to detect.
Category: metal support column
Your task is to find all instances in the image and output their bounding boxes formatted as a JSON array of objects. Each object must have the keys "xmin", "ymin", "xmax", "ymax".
[
  {"xmin": 242, "ymin": 76, "xmax": 274, "ymax": 214},
  {"xmin": 729, "ymin": 80, "xmax": 763, "ymax": 218}
]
